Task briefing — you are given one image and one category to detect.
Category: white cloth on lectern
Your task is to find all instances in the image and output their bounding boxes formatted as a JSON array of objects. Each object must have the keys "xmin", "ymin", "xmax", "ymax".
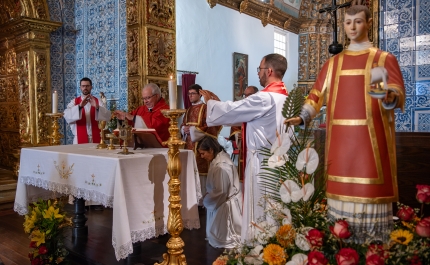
[
  {"xmin": 206, "ymin": 91, "xmax": 289, "ymax": 244},
  {"xmin": 63, "ymin": 95, "xmax": 111, "ymax": 144}
]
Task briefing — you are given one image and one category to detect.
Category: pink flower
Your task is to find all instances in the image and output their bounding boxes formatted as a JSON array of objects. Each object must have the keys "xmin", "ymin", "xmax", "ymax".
[
  {"xmin": 307, "ymin": 251, "xmax": 328, "ymax": 265},
  {"xmin": 416, "ymin": 185, "xmax": 430, "ymax": 204},
  {"xmin": 306, "ymin": 229, "xmax": 324, "ymax": 249},
  {"xmin": 38, "ymin": 245, "xmax": 48, "ymax": 255},
  {"xmin": 366, "ymin": 254, "xmax": 385, "ymax": 265},
  {"xmin": 416, "ymin": 217, "xmax": 430, "ymax": 237},
  {"xmin": 330, "ymin": 220, "xmax": 352, "ymax": 239},
  {"xmin": 396, "ymin": 205, "xmax": 416, "ymax": 221},
  {"xmin": 335, "ymin": 248, "xmax": 359, "ymax": 265}
]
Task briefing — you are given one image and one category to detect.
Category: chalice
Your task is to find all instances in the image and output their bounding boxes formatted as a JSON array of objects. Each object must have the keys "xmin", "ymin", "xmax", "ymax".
[
  {"xmin": 96, "ymin": 120, "xmax": 108, "ymax": 149},
  {"xmin": 105, "ymin": 133, "xmax": 117, "ymax": 150}
]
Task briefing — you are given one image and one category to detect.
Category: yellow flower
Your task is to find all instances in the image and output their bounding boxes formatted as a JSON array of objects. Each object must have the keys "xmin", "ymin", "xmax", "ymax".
[
  {"xmin": 390, "ymin": 229, "xmax": 413, "ymax": 245},
  {"xmin": 23, "ymin": 215, "xmax": 35, "ymax": 233},
  {"xmin": 30, "ymin": 229, "xmax": 46, "ymax": 246},
  {"xmin": 262, "ymin": 244, "xmax": 287, "ymax": 265},
  {"xmin": 402, "ymin": 221, "xmax": 415, "ymax": 230},
  {"xmin": 276, "ymin": 224, "xmax": 296, "ymax": 248},
  {"xmin": 43, "ymin": 206, "xmax": 63, "ymax": 220}
]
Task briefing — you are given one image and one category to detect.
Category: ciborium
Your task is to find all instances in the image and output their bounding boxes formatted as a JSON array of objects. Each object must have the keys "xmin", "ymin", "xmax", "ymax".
[
  {"xmin": 117, "ymin": 121, "xmax": 134, "ymax": 155},
  {"xmin": 155, "ymin": 109, "xmax": 186, "ymax": 265},
  {"xmin": 96, "ymin": 120, "xmax": 108, "ymax": 149}
]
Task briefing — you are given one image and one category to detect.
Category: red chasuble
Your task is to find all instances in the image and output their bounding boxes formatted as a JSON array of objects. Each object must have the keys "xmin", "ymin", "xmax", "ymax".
[
  {"xmin": 305, "ymin": 47, "xmax": 405, "ymax": 204},
  {"xmin": 130, "ymin": 98, "xmax": 170, "ymax": 142},
  {"xmin": 75, "ymin": 97, "xmax": 101, "ymax": 144},
  {"xmin": 181, "ymin": 103, "xmax": 222, "ymax": 175}
]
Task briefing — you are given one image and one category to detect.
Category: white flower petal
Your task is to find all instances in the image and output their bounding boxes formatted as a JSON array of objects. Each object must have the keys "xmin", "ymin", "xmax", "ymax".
[
  {"xmin": 268, "ymin": 154, "xmax": 286, "ymax": 168},
  {"xmin": 296, "ymin": 148, "xmax": 319, "ymax": 174},
  {"xmin": 291, "ymin": 189, "xmax": 304, "ymax": 202},
  {"xmin": 279, "ymin": 180, "xmax": 301, "ymax": 203},
  {"xmin": 295, "ymin": 233, "xmax": 311, "ymax": 251},
  {"xmin": 302, "ymin": 183, "xmax": 315, "ymax": 201}
]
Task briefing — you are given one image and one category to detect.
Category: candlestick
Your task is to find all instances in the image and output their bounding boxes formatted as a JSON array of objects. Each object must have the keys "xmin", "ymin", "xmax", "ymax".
[
  {"xmin": 168, "ymin": 76, "xmax": 177, "ymax": 109},
  {"xmin": 52, "ymin": 91, "xmax": 58, "ymax": 114}
]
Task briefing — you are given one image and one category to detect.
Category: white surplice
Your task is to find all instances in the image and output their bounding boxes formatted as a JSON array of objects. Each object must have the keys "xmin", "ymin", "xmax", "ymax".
[
  {"xmin": 203, "ymin": 151, "xmax": 242, "ymax": 248},
  {"xmin": 206, "ymin": 91, "xmax": 288, "ymax": 243},
  {"xmin": 63, "ymin": 95, "xmax": 111, "ymax": 144}
]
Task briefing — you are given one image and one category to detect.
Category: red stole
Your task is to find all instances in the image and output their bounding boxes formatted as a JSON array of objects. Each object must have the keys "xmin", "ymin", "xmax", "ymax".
[
  {"xmin": 242, "ymin": 81, "xmax": 288, "ymax": 196},
  {"xmin": 75, "ymin": 97, "xmax": 101, "ymax": 144}
]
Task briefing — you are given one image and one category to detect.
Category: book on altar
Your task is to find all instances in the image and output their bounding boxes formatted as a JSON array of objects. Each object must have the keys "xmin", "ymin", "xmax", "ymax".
[{"xmin": 131, "ymin": 128, "xmax": 166, "ymax": 149}]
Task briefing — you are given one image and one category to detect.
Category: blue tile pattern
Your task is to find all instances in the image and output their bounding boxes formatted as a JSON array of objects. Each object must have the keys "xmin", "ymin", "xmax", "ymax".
[
  {"xmin": 47, "ymin": 0, "xmax": 127, "ymax": 144},
  {"xmin": 381, "ymin": 0, "xmax": 430, "ymax": 132}
]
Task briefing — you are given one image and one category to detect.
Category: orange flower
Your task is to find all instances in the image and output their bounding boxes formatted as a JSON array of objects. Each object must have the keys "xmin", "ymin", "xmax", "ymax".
[
  {"xmin": 212, "ymin": 255, "xmax": 228, "ymax": 265},
  {"xmin": 276, "ymin": 224, "xmax": 296, "ymax": 248},
  {"xmin": 262, "ymin": 244, "xmax": 287, "ymax": 265}
]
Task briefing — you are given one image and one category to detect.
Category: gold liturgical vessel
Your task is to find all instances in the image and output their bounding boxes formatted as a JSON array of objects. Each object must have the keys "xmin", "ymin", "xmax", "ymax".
[
  {"xmin": 45, "ymin": 113, "xmax": 64, "ymax": 145},
  {"xmin": 96, "ymin": 120, "xmax": 108, "ymax": 149},
  {"xmin": 156, "ymin": 109, "xmax": 187, "ymax": 265},
  {"xmin": 117, "ymin": 121, "xmax": 134, "ymax": 155}
]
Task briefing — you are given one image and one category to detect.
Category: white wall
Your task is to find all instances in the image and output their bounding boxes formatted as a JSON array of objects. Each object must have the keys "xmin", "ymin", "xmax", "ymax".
[{"xmin": 176, "ymin": 1, "xmax": 298, "ymax": 136}]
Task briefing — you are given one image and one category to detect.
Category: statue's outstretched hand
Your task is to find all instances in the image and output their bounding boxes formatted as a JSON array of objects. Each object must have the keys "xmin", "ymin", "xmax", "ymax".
[{"xmin": 284, "ymin": 117, "xmax": 302, "ymax": 126}]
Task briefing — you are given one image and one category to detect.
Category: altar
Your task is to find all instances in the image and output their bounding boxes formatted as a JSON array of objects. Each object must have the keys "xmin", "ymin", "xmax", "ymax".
[{"xmin": 13, "ymin": 144, "xmax": 202, "ymax": 260}]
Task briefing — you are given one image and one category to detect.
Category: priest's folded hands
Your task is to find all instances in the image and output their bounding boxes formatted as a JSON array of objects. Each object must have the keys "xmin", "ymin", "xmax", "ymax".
[{"xmin": 200, "ymin": 90, "xmax": 220, "ymax": 102}]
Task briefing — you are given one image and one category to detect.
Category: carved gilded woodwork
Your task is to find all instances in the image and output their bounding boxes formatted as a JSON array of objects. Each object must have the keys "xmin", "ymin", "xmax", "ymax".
[
  {"xmin": 0, "ymin": 15, "xmax": 60, "ymax": 172},
  {"xmin": 127, "ymin": 0, "xmax": 176, "ymax": 110}
]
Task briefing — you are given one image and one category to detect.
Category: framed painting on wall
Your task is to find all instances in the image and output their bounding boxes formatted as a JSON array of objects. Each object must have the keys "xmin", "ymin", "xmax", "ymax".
[{"xmin": 233, "ymin": 52, "xmax": 248, "ymax": 101}]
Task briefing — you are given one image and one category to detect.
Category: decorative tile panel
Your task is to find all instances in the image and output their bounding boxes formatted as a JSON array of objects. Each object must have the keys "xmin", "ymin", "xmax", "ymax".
[{"xmin": 415, "ymin": 110, "xmax": 430, "ymax": 131}]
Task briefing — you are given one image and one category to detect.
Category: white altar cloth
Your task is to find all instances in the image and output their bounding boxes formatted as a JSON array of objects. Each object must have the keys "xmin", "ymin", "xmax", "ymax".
[{"xmin": 14, "ymin": 144, "xmax": 202, "ymax": 260}]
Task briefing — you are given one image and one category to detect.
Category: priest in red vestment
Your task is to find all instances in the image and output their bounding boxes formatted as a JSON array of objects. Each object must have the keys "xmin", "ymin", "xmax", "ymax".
[
  {"xmin": 286, "ymin": 5, "xmax": 405, "ymax": 243},
  {"xmin": 114, "ymin": 83, "xmax": 170, "ymax": 142},
  {"xmin": 181, "ymin": 84, "xmax": 222, "ymax": 199}
]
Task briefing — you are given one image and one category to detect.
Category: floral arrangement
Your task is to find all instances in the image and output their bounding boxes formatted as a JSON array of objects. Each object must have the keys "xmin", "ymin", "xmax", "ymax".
[
  {"xmin": 212, "ymin": 88, "xmax": 430, "ymax": 265},
  {"xmin": 23, "ymin": 199, "xmax": 72, "ymax": 265}
]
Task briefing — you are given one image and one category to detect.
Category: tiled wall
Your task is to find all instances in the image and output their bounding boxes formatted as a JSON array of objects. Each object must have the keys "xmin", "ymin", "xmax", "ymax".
[
  {"xmin": 47, "ymin": 0, "xmax": 127, "ymax": 144},
  {"xmin": 380, "ymin": 0, "xmax": 430, "ymax": 132}
]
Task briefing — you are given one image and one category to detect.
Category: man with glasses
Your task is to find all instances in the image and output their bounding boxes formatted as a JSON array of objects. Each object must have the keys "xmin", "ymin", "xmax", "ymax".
[
  {"xmin": 64, "ymin": 77, "xmax": 111, "ymax": 144},
  {"xmin": 181, "ymin": 84, "xmax": 222, "ymax": 200},
  {"xmin": 114, "ymin": 83, "xmax": 170, "ymax": 142},
  {"xmin": 200, "ymin": 53, "xmax": 290, "ymax": 244}
]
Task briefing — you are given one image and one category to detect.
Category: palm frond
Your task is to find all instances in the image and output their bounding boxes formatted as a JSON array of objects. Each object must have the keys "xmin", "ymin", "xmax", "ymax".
[{"xmin": 282, "ymin": 86, "xmax": 304, "ymax": 121}]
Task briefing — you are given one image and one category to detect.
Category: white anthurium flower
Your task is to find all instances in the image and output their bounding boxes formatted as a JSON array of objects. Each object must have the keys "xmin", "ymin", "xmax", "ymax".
[
  {"xmin": 268, "ymin": 154, "xmax": 287, "ymax": 168},
  {"xmin": 286, "ymin": 253, "xmax": 308, "ymax": 265},
  {"xmin": 270, "ymin": 131, "xmax": 292, "ymax": 156},
  {"xmin": 296, "ymin": 147, "xmax": 319, "ymax": 174},
  {"xmin": 302, "ymin": 183, "xmax": 315, "ymax": 202},
  {"xmin": 281, "ymin": 207, "xmax": 293, "ymax": 225},
  {"xmin": 295, "ymin": 233, "xmax": 311, "ymax": 251},
  {"xmin": 244, "ymin": 245, "xmax": 264, "ymax": 265},
  {"xmin": 279, "ymin": 180, "xmax": 302, "ymax": 203}
]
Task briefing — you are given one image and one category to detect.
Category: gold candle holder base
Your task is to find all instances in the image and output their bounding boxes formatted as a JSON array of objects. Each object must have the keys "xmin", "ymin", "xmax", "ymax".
[
  {"xmin": 96, "ymin": 120, "xmax": 108, "ymax": 149},
  {"xmin": 155, "ymin": 109, "xmax": 186, "ymax": 265},
  {"xmin": 45, "ymin": 113, "xmax": 64, "ymax": 146},
  {"xmin": 117, "ymin": 146, "xmax": 134, "ymax": 155}
]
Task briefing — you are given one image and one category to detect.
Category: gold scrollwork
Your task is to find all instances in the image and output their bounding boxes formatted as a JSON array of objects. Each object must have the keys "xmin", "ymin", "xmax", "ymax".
[
  {"xmin": 146, "ymin": 28, "xmax": 175, "ymax": 77},
  {"xmin": 128, "ymin": 79, "xmax": 140, "ymax": 113},
  {"xmin": 147, "ymin": 0, "xmax": 175, "ymax": 29},
  {"xmin": 239, "ymin": 0, "xmax": 249, "ymax": 13},
  {"xmin": 127, "ymin": 28, "xmax": 139, "ymax": 76}
]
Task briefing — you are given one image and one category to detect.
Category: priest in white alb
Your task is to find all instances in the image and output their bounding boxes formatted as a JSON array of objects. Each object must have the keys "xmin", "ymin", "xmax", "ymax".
[{"xmin": 200, "ymin": 53, "xmax": 291, "ymax": 243}]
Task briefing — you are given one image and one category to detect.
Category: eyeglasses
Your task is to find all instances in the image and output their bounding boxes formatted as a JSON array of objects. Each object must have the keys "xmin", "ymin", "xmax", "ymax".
[
  {"xmin": 257, "ymin": 67, "xmax": 268, "ymax": 73},
  {"xmin": 142, "ymin": 94, "xmax": 157, "ymax": 101},
  {"xmin": 188, "ymin": 92, "xmax": 199, "ymax": 96},
  {"xmin": 80, "ymin": 85, "xmax": 91, "ymax": 88}
]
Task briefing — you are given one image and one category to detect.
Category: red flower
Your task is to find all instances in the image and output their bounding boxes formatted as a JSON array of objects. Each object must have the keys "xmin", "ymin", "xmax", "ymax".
[
  {"xmin": 28, "ymin": 252, "xmax": 34, "ymax": 259},
  {"xmin": 38, "ymin": 245, "xmax": 48, "ymax": 255},
  {"xmin": 307, "ymin": 251, "xmax": 328, "ymax": 265},
  {"xmin": 396, "ymin": 205, "xmax": 416, "ymax": 221},
  {"xmin": 409, "ymin": 255, "xmax": 422, "ymax": 265},
  {"xmin": 31, "ymin": 257, "xmax": 42, "ymax": 265},
  {"xmin": 330, "ymin": 220, "xmax": 352, "ymax": 239},
  {"xmin": 29, "ymin": 241, "xmax": 37, "ymax": 248},
  {"xmin": 335, "ymin": 248, "xmax": 359, "ymax": 265},
  {"xmin": 416, "ymin": 217, "xmax": 430, "ymax": 237},
  {"xmin": 416, "ymin": 185, "xmax": 430, "ymax": 204},
  {"xmin": 366, "ymin": 254, "xmax": 385, "ymax": 265},
  {"xmin": 366, "ymin": 244, "xmax": 387, "ymax": 259},
  {"xmin": 306, "ymin": 229, "xmax": 324, "ymax": 249}
]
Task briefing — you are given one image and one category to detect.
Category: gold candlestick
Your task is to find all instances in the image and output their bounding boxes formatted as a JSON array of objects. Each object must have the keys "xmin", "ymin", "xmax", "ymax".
[
  {"xmin": 156, "ymin": 109, "xmax": 186, "ymax": 265},
  {"xmin": 45, "ymin": 113, "xmax": 64, "ymax": 146},
  {"xmin": 96, "ymin": 120, "xmax": 108, "ymax": 149}
]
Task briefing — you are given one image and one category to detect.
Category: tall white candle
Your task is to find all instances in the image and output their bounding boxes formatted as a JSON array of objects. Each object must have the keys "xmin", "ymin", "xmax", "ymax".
[
  {"xmin": 52, "ymin": 91, "xmax": 58, "ymax": 113},
  {"xmin": 168, "ymin": 75, "xmax": 177, "ymax": 109}
]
